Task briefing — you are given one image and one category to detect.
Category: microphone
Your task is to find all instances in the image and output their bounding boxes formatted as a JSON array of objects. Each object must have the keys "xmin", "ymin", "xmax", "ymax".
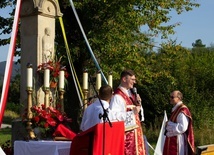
[
  {"xmin": 131, "ymin": 87, "xmax": 141, "ymax": 106},
  {"xmin": 132, "ymin": 87, "xmax": 137, "ymax": 95}
]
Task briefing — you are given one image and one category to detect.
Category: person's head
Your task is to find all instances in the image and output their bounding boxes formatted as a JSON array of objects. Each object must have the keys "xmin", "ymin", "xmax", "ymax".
[
  {"xmin": 170, "ymin": 90, "xmax": 183, "ymax": 105},
  {"xmin": 45, "ymin": 27, "xmax": 51, "ymax": 36},
  {"xmin": 120, "ymin": 69, "xmax": 136, "ymax": 89},
  {"xmin": 99, "ymin": 85, "xmax": 113, "ymax": 102}
]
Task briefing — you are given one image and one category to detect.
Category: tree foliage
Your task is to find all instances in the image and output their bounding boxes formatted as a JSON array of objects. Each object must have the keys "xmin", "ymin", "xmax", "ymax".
[
  {"xmin": 55, "ymin": 0, "xmax": 199, "ymax": 81},
  {"xmin": 0, "ymin": 1, "xmax": 15, "ymax": 45},
  {"xmin": 8, "ymin": 74, "xmax": 21, "ymax": 104},
  {"xmin": 142, "ymin": 41, "xmax": 214, "ymax": 133},
  {"xmin": 1, "ymin": 0, "xmax": 200, "ymax": 78},
  {"xmin": 192, "ymin": 39, "xmax": 206, "ymax": 48}
]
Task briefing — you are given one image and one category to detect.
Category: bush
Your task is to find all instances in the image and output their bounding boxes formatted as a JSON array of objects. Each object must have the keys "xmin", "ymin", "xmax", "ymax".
[{"xmin": 6, "ymin": 102, "xmax": 21, "ymax": 114}]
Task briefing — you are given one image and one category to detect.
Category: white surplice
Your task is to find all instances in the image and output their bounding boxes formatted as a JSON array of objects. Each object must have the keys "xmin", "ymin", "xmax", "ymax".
[
  {"xmin": 80, "ymin": 99, "xmax": 115, "ymax": 131},
  {"xmin": 166, "ymin": 101, "xmax": 189, "ymax": 155}
]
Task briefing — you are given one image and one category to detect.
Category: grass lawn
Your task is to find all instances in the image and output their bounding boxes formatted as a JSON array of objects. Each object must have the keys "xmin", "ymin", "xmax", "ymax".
[
  {"xmin": 0, "ymin": 108, "xmax": 19, "ymax": 146},
  {"xmin": 0, "ymin": 127, "xmax": 11, "ymax": 146}
]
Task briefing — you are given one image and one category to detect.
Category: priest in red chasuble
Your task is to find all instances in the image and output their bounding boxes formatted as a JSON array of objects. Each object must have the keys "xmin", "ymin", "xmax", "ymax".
[
  {"xmin": 163, "ymin": 90, "xmax": 195, "ymax": 155},
  {"xmin": 110, "ymin": 69, "xmax": 146, "ymax": 155}
]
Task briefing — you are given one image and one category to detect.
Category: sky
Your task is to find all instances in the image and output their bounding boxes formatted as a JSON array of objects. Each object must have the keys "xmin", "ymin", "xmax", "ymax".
[
  {"xmin": 153, "ymin": 0, "xmax": 214, "ymax": 48},
  {"xmin": 0, "ymin": 0, "xmax": 213, "ymax": 62}
]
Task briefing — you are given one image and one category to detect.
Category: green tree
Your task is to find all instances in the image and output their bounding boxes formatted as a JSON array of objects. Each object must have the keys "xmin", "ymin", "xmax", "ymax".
[
  {"xmin": 0, "ymin": 1, "xmax": 20, "ymax": 59},
  {"xmin": 52, "ymin": 0, "xmax": 200, "ymax": 97},
  {"xmin": 8, "ymin": 74, "xmax": 20, "ymax": 104},
  {"xmin": 142, "ymin": 42, "xmax": 214, "ymax": 145},
  {"xmin": 1, "ymin": 0, "xmax": 200, "ymax": 78},
  {"xmin": 192, "ymin": 39, "xmax": 206, "ymax": 48},
  {"xmin": 0, "ymin": 1, "xmax": 14, "ymax": 46},
  {"xmin": 51, "ymin": 1, "xmax": 198, "ymax": 127}
]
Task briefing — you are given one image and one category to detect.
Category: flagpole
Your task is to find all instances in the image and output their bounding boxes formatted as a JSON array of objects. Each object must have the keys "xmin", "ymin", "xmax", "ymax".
[
  {"xmin": 69, "ymin": 0, "xmax": 108, "ymax": 84},
  {"xmin": 0, "ymin": 0, "xmax": 22, "ymax": 127}
]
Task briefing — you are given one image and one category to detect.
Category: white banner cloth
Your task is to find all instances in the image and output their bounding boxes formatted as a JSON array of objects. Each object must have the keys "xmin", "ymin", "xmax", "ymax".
[
  {"xmin": 154, "ymin": 111, "xmax": 168, "ymax": 155},
  {"xmin": 0, "ymin": 147, "xmax": 6, "ymax": 155}
]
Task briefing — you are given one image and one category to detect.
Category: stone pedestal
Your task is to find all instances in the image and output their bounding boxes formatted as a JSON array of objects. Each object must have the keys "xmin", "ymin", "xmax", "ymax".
[{"xmin": 11, "ymin": 119, "xmax": 28, "ymax": 146}]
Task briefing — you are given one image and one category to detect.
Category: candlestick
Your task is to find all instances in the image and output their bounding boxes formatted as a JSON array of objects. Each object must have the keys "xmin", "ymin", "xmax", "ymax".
[
  {"xmin": 83, "ymin": 69, "xmax": 88, "ymax": 90},
  {"xmin": 27, "ymin": 63, "xmax": 33, "ymax": 89},
  {"xmin": 108, "ymin": 72, "xmax": 113, "ymax": 88},
  {"xmin": 59, "ymin": 90, "xmax": 65, "ymax": 112},
  {"xmin": 83, "ymin": 89, "xmax": 88, "ymax": 110},
  {"xmin": 59, "ymin": 70, "xmax": 64, "ymax": 89},
  {"xmin": 96, "ymin": 71, "xmax": 101, "ymax": 90},
  {"xmin": 44, "ymin": 68, "xmax": 50, "ymax": 89},
  {"xmin": 26, "ymin": 89, "xmax": 36, "ymax": 139},
  {"xmin": 44, "ymin": 89, "xmax": 50, "ymax": 108}
]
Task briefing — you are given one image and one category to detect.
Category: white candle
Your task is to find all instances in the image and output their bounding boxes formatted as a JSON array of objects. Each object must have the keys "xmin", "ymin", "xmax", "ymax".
[
  {"xmin": 96, "ymin": 72, "xmax": 101, "ymax": 90},
  {"xmin": 83, "ymin": 71, "xmax": 88, "ymax": 90},
  {"xmin": 59, "ymin": 70, "xmax": 64, "ymax": 89},
  {"xmin": 44, "ymin": 68, "xmax": 50, "ymax": 88},
  {"xmin": 108, "ymin": 74, "xmax": 113, "ymax": 88},
  {"xmin": 27, "ymin": 65, "xmax": 33, "ymax": 88}
]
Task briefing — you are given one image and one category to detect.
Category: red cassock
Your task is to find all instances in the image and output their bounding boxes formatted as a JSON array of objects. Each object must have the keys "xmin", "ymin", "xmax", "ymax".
[{"xmin": 70, "ymin": 121, "xmax": 125, "ymax": 155}]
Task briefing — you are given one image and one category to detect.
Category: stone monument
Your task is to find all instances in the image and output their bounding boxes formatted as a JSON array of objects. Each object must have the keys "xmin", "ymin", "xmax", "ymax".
[
  {"xmin": 19, "ymin": 0, "xmax": 62, "ymax": 109},
  {"xmin": 12, "ymin": 0, "xmax": 62, "ymax": 143}
]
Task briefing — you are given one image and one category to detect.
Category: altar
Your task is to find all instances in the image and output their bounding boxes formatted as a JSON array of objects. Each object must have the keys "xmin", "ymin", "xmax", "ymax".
[{"xmin": 14, "ymin": 140, "xmax": 71, "ymax": 155}]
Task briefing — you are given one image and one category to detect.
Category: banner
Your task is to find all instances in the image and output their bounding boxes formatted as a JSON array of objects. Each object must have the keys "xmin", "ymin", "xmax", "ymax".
[
  {"xmin": 0, "ymin": 147, "xmax": 6, "ymax": 155},
  {"xmin": 0, "ymin": 0, "xmax": 21, "ymax": 127},
  {"xmin": 154, "ymin": 110, "xmax": 168, "ymax": 155}
]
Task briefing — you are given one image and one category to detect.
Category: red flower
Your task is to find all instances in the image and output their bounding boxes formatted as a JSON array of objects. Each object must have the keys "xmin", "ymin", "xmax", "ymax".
[
  {"xmin": 37, "ymin": 57, "xmax": 69, "ymax": 84},
  {"xmin": 57, "ymin": 114, "xmax": 64, "ymax": 122},
  {"xmin": 33, "ymin": 116, "xmax": 40, "ymax": 123},
  {"xmin": 47, "ymin": 117, "xmax": 57, "ymax": 127},
  {"xmin": 44, "ymin": 122, "xmax": 49, "ymax": 129},
  {"xmin": 26, "ymin": 104, "xmax": 72, "ymax": 134}
]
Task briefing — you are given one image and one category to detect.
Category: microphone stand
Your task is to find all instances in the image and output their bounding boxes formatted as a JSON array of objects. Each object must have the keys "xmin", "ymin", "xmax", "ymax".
[{"xmin": 89, "ymin": 75, "xmax": 112, "ymax": 155}]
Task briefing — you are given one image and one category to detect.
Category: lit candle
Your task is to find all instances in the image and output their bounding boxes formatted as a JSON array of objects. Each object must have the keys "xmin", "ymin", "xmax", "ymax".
[
  {"xmin": 83, "ymin": 70, "xmax": 88, "ymax": 90},
  {"xmin": 44, "ymin": 68, "xmax": 50, "ymax": 88},
  {"xmin": 27, "ymin": 64, "xmax": 33, "ymax": 88},
  {"xmin": 59, "ymin": 70, "xmax": 64, "ymax": 89},
  {"xmin": 108, "ymin": 72, "xmax": 113, "ymax": 88},
  {"xmin": 96, "ymin": 71, "xmax": 101, "ymax": 90}
]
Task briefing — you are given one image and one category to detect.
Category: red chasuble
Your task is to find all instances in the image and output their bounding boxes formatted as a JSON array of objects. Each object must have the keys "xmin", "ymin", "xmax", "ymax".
[
  {"xmin": 163, "ymin": 104, "xmax": 195, "ymax": 155},
  {"xmin": 114, "ymin": 88, "xmax": 146, "ymax": 155}
]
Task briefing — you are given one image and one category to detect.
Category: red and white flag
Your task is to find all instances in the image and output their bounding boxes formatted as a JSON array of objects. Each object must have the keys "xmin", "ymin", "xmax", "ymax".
[{"xmin": 0, "ymin": 0, "xmax": 21, "ymax": 128}]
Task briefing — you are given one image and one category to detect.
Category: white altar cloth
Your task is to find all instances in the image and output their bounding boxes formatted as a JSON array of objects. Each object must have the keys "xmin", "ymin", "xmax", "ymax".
[{"xmin": 14, "ymin": 140, "xmax": 71, "ymax": 155}]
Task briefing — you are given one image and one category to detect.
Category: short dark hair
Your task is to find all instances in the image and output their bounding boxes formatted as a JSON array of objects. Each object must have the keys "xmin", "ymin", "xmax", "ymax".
[
  {"xmin": 99, "ymin": 85, "xmax": 113, "ymax": 100},
  {"xmin": 120, "ymin": 69, "xmax": 135, "ymax": 80}
]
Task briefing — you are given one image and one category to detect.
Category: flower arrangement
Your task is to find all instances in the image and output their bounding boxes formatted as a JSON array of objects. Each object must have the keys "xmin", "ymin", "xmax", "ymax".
[
  {"xmin": 23, "ymin": 104, "xmax": 72, "ymax": 139},
  {"xmin": 37, "ymin": 57, "xmax": 69, "ymax": 88}
]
